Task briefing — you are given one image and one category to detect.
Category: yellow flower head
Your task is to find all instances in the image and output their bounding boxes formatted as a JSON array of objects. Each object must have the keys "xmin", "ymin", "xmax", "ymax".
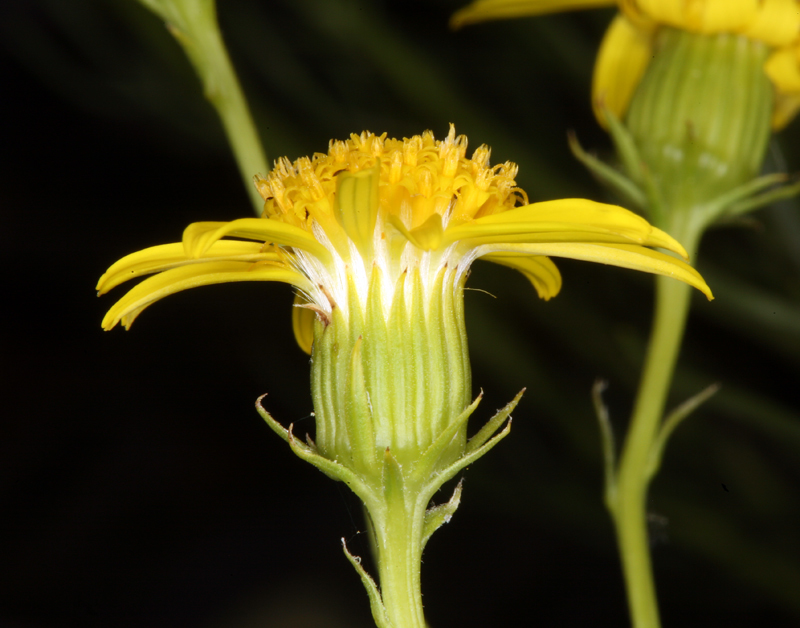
[
  {"xmin": 451, "ymin": 0, "xmax": 800, "ymax": 129},
  {"xmin": 97, "ymin": 126, "xmax": 710, "ymax": 353}
]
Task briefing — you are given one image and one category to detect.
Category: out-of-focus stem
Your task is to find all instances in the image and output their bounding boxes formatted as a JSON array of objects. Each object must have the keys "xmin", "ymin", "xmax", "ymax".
[
  {"xmin": 610, "ymin": 215, "xmax": 700, "ymax": 628},
  {"xmin": 138, "ymin": 0, "xmax": 268, "ymax": 213}
]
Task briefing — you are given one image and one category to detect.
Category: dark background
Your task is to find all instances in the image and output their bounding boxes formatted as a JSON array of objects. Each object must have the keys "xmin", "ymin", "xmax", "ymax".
[{"xmin": 3, "ymin": 1, "xmax": 800, "ymax": 626}]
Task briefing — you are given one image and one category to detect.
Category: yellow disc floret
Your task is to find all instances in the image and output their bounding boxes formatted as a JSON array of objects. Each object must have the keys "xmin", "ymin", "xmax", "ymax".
[{"xmin": 253, "ymin": 125, "xmax": 526, "ymax": 262}]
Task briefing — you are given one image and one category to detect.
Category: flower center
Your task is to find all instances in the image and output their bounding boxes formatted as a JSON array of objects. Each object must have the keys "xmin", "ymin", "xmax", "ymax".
[{"xmin": 253, "ymin": 126, "xmax": 526, "ymax": 320}]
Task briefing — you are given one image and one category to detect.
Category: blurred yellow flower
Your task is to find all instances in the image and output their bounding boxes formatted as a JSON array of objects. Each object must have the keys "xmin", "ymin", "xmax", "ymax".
[
  {"xmin": 97, "ymin": 126, "xmax": 710, "ymax": 352},
  {"xmin": 451, "ymin": 0, "xmax": 800, "ymax": 129}
]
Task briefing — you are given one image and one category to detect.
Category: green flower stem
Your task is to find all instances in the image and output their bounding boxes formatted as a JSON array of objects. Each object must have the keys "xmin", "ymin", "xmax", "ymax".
[
  {"xmin": 595, "ymin": 25, "xmax": 784, "ymax": 628},
  {"xmin": 183, "ymin": 20, "xmax": 268, "ymax": 214},
  {"xmin": 137, "ymin": 0, "xmax": 268, "ymax": 213},
  {"xmin": 370, "ymin": 487, "xmax": 428, "ymax": 628},
  {"xmin": 611, "ymin": 218, "xmax": 701, "ymax": 628}
]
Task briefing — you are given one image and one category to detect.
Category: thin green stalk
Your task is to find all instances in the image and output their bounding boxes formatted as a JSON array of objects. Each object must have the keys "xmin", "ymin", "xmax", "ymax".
[
  {"xmin": 596, "ymin": 24, "xmax": 784, "ymax": 628},
  {"xmin": 371, "ymin": 490, "xmax": 428, "ymax": 628},
  {"xmin": 185, "ymin": 20, "xmax": 269, "ymax": 214},
  {"xmin": 137, "ymin": 0, "xmax": 269, "ymax": 213},
  {"xmin": 610, "ymin": 219, "xmax": 701, "ymax": 628}
]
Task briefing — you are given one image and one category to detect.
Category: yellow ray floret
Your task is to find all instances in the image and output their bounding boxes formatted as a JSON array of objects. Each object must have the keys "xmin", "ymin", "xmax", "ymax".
[
  {"xmin": 98, "ymin": 126, "xmax": 711, "ymax": 349},
  {"xmin": 479, "ymin": 253, "xmax": 562, "ymax": 300},
  {"xmin": 592, "ymin": 14, "xmax": 653, "ymax": 125},
  {"xmin": 445, "ymin": 198, "xmax": 688, "ymax": 255},
  {"xmin": 96, "ymin": 241, "xmax": 280, "ymax": 294},
  {"xmin": 100, "ymin": 261, "xmax": 312, "ymax": 331},
  {"xmin": 504, "ymin": 242, "xmax": 710, "ymax": 298},
  {"xmin": 182, "ymin": 218, "xmax": 333, "ymax": 263}
]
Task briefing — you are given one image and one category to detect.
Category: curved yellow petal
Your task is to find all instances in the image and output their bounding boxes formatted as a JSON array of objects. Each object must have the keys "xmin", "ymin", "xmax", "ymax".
[
  {"xmin": 504, "ymin": 241, "xmax": 713, "ymax": 299},
  {"xmin": 766, "ymin": 46, "xmax": 800, "ymax": 92},
  {"xmin": 480, "ymin": 252, "xmax": 563, "ymax": 300},
  {"xmin": 446, "ymin": 199, "xmax": 689, "ymax": 258},
  {"xmin": 102, "ymin": 261, "xmax": 313, "ymax": 331},
  {"xmin": 765, "ymin": 45, "xmax": 800, "ymax": 129},
  {"xmin": 96, "ymin": 241, "xmax": 279, "ymax": 294},
  {"xmin": 617, "ymin": 0, "xmax": 656, "ymax": 30},
  {"xmin": 745, "ymin": 0, "xmax": 800, "ymax": 47},
  {"xmin": 389, "ymin": 213, "xmax": 445, "ymax": 251},
  {"xmin": 689, "ymin": 0, "xmax": 758, "ymax": 33},
  {"xmin": 592, "ymin": 14, "xmax": 654, "ymax": 126},
  {"xmin": 644, "ymin": 226, "xmax": 690, "ymax": 259},
  {"xmin": 635, "ymin": 0, "xmax": 757, "ymax": 33},
  {"xmin": 182, "ymin": 218, "xmax": 333, "ymax": 264},
  {"xmin": 334, "ymin": 164, "xmax": 380, "ymax": 258},
  {"xmin": 772, "ymin": 92, "xmax": 800, "ymax": 130},
  {"xmin": 450, "ymin": 0, "xmax": 615, "ymax": 29},
  {"xmin": 292, "ymin": 294, "xmax": 318, "ymax": 354}
]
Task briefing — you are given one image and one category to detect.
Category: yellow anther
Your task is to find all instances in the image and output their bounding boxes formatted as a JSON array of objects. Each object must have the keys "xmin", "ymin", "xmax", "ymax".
[
  {"xmin": 368, "ymin": 135, "xmax": 385, "ymax": 157},
  {"xmin": 404, "ymin": 136, "xmax": 421, "ymax": 167},
  {"xmin": 389, "ymin": 150, "xmax": 404, "ymax": 184},
  {"xmin": 418, "ymin": 168, "xmax": 434, "ymax": 198},
  {"xmin": 471, "ymin": 145, "xmax": 491, "ymax": 171},
  {"xmin": 330, "ymin": 140, "xmax": 348, "ymax": 163},
  {"xmin": 296, "ymin": 157, "xmax": 325, "ymax": 201},
  {"xmin": 253, "ymin": 175, "xmax": 272, "ymax": 201}
]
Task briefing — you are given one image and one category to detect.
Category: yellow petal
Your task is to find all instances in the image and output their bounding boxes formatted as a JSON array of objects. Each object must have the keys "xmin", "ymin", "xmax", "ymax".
[
  {"xmin": 635, "ymin": 0, "xmax": 758, "ymax": 33},
  {"xmin": 689, "ymin": 0, "xmax": 758, "ymax": 33},
  {"xmin": 445, "ymin": 199, "xmax": 689, "ymax": 258},
  {"xmin": 389, "ymin": 213, "xmax": 444, "ymax": 250},
  {"xmin": 765, "ymin": 45, "xmax": 800, "ymax": 129},
  {"xmin": 96, "ymin": 241, "xmax": 278, "ymax": 294},
  {"xmin": 504, "ymin": 241, "xmax": 713, "ymax": 299},
  {"xmin": 592, "ymin": 14, "xmax": 654, "ymax": 127},
  {"xmin": 101, "ymin": 261, "xmax": 313, "ymax": 330},
  {"xmin": 292, "ymin": 294, "xmax": 317, "ymax": 355},
  {"xmin": 766, "ymin": 46, "xmax": 800, "ymax": 92},
  {"xmin": 643, "ymin": 226, "xmax": 689, "ymax": 259},
  {"xmin": 450, "ymin": 0, "xmax": 615, "ymax": 29},
  {"xmin": 617, "ymin": 0, "xmax": 657, "ymax": 30},
  {"xmin": 772, "ymin": 92, "xmax": 800, "ymax": 130},
  {"xmin": 745, "ymin": 0, "xmax": 800, "ymax": 47},
  {"xmin": 480, "ymin": 252, "xmax": 563, "ymax": 299},
  {"xmin": 334, "ymin": 163, "xmax": 380, "ymax": 258},
  {"xmin": 182, "ymin": 218, "xmax": 332, "ymax": 264}
]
